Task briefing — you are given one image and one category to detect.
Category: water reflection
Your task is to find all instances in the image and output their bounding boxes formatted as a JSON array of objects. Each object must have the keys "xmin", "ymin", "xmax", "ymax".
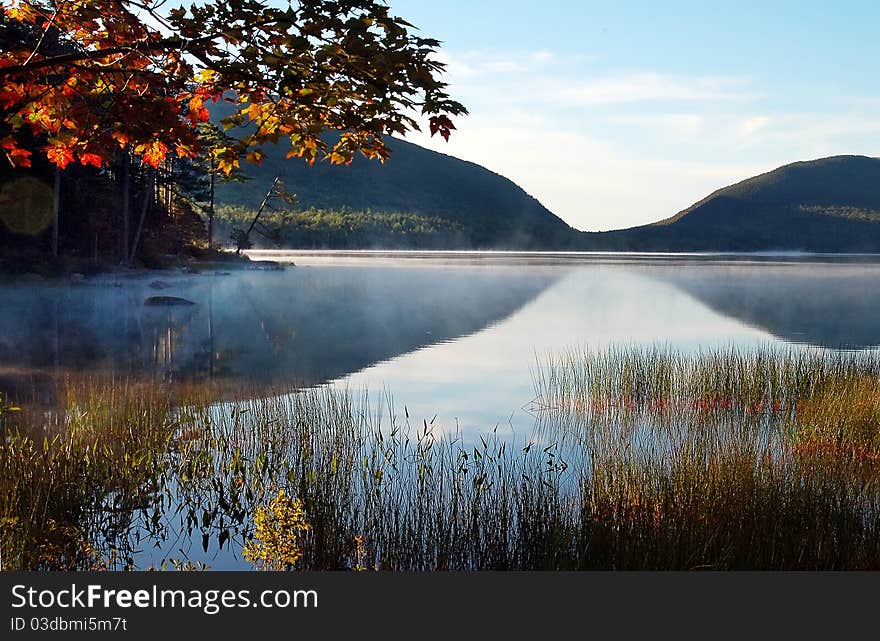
[
  {"xmin": 330, "ymin": 264, "xmax": 769, "ymax": 440},
  {"xmin": 648, "ymin": 261, "xmax": 880, "ymax": 349},
  {"xmin": 6, "ymin": 253, "xmax": 880, "ymax": 571},
  {"xmin": 0, "ymin": 264, "xmax": 560, "ymax": 398},
  {"xmin": 3, "ymin": 255, "xmax": 880, "ymax": 409}
]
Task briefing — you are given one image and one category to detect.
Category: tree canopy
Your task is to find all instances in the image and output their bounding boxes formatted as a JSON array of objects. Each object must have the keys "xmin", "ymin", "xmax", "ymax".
[{"xmin": 0, "ymin": 0, "xmax": 466, "ymax": 173}]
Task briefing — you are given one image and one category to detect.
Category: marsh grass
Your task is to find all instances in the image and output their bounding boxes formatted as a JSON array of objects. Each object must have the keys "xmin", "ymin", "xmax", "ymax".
[
  {"xmin": 794, "ymin": 377, "xmax": 880, "ymax": 459},
  {"xmin": 534, "ymin": 344, "xmax": 880, "ymax": 429},
  {"xmin": 3, "ymin": 345, "xmax": 880, "ymax": 570},
  {"xmin": 530, "ymin": 345, "xmax": 880, "ymax": 568},
  {"xmin": 0, "ymin": 379, "xmax": 178, "ymax": 570},
  {"xmin": 166, "ymin": 391, "xmax": 573, "ymax": 570}
]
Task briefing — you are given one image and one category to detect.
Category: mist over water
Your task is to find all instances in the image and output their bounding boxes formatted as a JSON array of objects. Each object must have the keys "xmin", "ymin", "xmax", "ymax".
[
  {"xmin": 0, "ymin": 259, "xmax": 558, "ymax": 397},
  {"xmin": 648, "ymin": 262, "xmax": 880, "ymax": 349},
  {"xmin": 2, "ymin": 251, "xmax": 880, "ymax": 437},
  {"xmin": 7, "ymin": 251, "xmax": 880, "ymax": 570}
]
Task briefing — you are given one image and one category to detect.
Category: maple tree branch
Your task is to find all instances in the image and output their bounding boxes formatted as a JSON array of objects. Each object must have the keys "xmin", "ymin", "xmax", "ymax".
[
  {"xmin": 23, "ymin": 1, "xmax": 66, "ymax": 67},
  {"xmin": 1, "ymin": 34, "xmax": 218, "ymax": 76}
]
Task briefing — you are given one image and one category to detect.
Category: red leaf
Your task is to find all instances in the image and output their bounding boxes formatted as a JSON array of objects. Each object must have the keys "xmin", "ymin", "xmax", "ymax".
[
  {"xmin": 138, "ymin": 140, "xmax": 170, "ymax": 167},
  {"xmin": 428, "ymin": 115, "xmax": 455, "ymax": 142},
  {"xmin": 79, "ymin": 152, "xmax": 104, "ymax": 168},
  {"xmin": 4, "ymin": 147, "xmax": 32, "ymax": 168},
  {"xmin": 45, "ymin": 144, "xmax": 74, "ymax": 169},
  {"xmin": 0, "ymin": 87, "xmax": 24, "ymax": 110},
  {"xmin": 188, "ymin": 96, "xmax": 210, "ymax": 123}
]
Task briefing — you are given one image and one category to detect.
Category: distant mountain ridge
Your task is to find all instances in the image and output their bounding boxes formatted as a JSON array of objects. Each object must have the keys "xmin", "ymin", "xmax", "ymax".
[
  {"xmin": 215, "ymin": 131, "xmax": 880, "ymax": 252},
  {"xmin": 214, "ymin": 133, "xmax": 574, "ymax": 248},
  {"xmin": 578, "ymin": 155, "xmax": 880, "ymax": 252}
]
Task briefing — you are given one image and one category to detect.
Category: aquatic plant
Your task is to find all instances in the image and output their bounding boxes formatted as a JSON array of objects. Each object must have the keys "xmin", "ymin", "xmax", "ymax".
[
  {"xmin": 3, "ymin": 346, "xmax": 880, "ymax": 571},
  {"xmin": 533, "ymin": 344, "xmax": 880, "ymax": 424},
  {"xmin": 243, "ymin": 490, "xmax": 311, "ymax": 571},
  {"xmin": 0, "ymin": 379, "xmax": 178, "ymax": 570}
]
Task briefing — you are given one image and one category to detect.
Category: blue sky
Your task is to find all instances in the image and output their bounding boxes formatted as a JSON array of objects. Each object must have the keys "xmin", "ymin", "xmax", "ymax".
[{"xmin": 392, "ymin": 1, "xmax": 880, "ymax": 231}]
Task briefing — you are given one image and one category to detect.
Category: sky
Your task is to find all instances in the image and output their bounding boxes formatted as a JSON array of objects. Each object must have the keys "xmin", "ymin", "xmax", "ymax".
[{"xmin": 389, "ymin": 0, "xmax": 880, "ymax": 231}]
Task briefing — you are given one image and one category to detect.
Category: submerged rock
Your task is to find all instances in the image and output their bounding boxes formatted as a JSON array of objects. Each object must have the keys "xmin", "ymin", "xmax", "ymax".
[
  {"xmin": 144, "ymin": 295, "xmax": 196, "ymax": 307},
  {"xmin": 149, "ymin": 280, "xmax": 172, "ymax": 290},
  {"xmin": 250, "ymin": 260, "xmax": 288, "ymax": 271}
]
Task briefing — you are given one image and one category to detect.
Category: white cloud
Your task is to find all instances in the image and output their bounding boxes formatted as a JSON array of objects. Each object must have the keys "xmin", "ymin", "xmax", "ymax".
[
  {"xmin": 404, "ymin": 48, "xmax": 880, "ymax": 232},
  {"xmin": 431, "ymin": 49, "xmax": 547, "ymax": 79},
  {"xmin": 739, "ymin": 115, "xmax": 771, "ymax": 137},
  {"xmin": 551, "ymin": 72, "xmax": 756, "ymax": 106},
  {"xmin": 608, "ymin": 113, "xmax": 706, "ymax": 137},
  {"xmin": 481, "ymin": 60, "xmax": 526, "ymax": 73}
]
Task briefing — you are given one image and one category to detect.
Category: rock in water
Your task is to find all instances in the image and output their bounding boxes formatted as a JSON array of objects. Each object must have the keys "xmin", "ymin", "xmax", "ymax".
[
  {"xmin": 250, "ymin": 260, "xmax": 287, "ymax": 270},
  {"xmin": 144, "ymin": 296, "xmax": 196, "ymax": 307},
  {"xmin": 149, "ymin": 280, "xmax": 171, "ymax": 290}
]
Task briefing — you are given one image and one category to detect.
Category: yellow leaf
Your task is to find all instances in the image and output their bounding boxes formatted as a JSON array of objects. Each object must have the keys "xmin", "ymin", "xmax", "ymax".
[{"xmin": 244, "ymin": 103, "xmax": 262, "ymax": 120}]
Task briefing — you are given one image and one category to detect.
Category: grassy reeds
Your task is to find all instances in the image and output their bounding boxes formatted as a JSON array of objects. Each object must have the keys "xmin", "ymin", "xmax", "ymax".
[
  {"xmin": 535, "ymin": 344, "xmax": 880, "ymax": 426},
  {"xmin": 3, "ymin": 344, "xmax": 880, "ymax": 570},
  {"xmin": 530, "ymin": 345, "xmax": 880, "ymax": 568},
  {"xmin": 0, "ymin": 379, "xmax": 177, "ymax": 570}
]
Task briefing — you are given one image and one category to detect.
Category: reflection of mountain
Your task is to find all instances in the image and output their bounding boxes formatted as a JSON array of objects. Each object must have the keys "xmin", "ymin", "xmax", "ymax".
[
  {"xmin": 653, "ymin": 264, "xmax": 880, "ymax": 349},
  {"xmin": 0, "ymin": 265, "xmax": 558, "ymax": 392}
]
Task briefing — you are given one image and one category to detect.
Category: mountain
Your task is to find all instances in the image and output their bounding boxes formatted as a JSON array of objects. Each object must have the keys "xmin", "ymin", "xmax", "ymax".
[
  {"xmin": 214, "ymin": 134, "xmax": 574, "ymax": 249},
  {"xmin": 216, "ymin": 136, "xmax": 880, "ymax": 252},
  {"xmin": 578, "ymin": 155, "xmax": 880, "ymax": 252}
]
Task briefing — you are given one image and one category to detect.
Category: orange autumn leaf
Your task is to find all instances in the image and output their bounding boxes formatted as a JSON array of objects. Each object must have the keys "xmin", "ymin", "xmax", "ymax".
[
  {"xmin": 79, "ymin": 152, "xmax": 104, "ymax": 167},
  {"xmin": 0, "ymin": 85, "xmax": 24, "ymax": 109},
  {"xmin": 3, "ymin": 147, "xmax": 32, "ymax": 168},
  {"xmin": 45, "ymin": 144, "xmax": 75, "ymax": 169},
  {"xmin": 1, "ymin": 0, "xmax": 465, "ymax": 171},
  {"xmin": 111, "ymin": 131, "xmax": 130, "ymax": 148},
  {"xmin": 138, "ymin": 140, "xmax": 170, "ymax": 167},
  {"xmin": 188, "ymin": 96, "xmax": 209, "ymax": 122}
]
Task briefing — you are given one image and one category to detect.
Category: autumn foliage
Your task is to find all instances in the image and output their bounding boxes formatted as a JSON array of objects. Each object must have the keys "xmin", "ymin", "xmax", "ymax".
[{"xmin": 0, "ymin": 0, "xmax": 466, "ymax": 173}]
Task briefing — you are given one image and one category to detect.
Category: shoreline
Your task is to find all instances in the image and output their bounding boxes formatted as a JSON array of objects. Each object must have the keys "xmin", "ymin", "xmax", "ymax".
[{"xmin": 0, "ymin": 248, "xmax": 289, "ymax": 283}]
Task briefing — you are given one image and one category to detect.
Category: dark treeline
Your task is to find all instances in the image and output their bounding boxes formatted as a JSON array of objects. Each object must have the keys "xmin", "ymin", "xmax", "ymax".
[
  {"xmin": 0, "ymin": 148, "xmax": 214, "ymax": 273},
  {"xmin": 0, "ymin": 16, "xmax": 233, "ymax": 273},
  {"xmin": 214, "ymin": 206, "xmax": 471, "ymax": 249}
]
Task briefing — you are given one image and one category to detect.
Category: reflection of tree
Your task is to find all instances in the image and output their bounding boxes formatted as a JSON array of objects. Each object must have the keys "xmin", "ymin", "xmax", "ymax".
[
  {"xmin": 0, "ymin": 267, "xmax": 560, "ymax": 391},
  {"xmin": 142, "ymin": 305, "xmax": 197, "ymax": 380},
  {"xmin": 235, "ymin": 279, "xmax": 298, "ymax": 352}
]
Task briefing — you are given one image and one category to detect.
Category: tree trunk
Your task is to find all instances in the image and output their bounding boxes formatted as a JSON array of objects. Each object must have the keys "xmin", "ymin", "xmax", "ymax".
[
  {"xmin": 121, "ymin": 150, "xmax": 130, "ymax": 265},
  {"xmin": 51, "ymin": 166, "xmax": 60, "ymax": 258},
  {"xmin": 165, "ymin": 159, "xmax": 173, "ymax": 214},
  {"xmin": 243, "ymin": 176, "xmax": 280, "ymax": 242},
  {"xmin": 129, "ymin": 169, "xmax": 154, "ymax": 265},
  {"xmin": 208, "ymin": 158, "xmax": 215, "ymax": 248}
]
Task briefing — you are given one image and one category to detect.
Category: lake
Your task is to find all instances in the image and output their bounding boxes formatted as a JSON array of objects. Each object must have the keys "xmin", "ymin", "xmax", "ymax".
[
  {"xmin": 3, "ymin": 251, "xmax": 879, "ymax": 436},
  {"xmin": 4, "ymin": 251, "xmax": 880, "ymax": 569}
]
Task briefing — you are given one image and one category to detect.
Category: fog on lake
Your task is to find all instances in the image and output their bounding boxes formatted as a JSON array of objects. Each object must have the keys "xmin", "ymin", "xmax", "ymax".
[{"xmin": 2, "ymin": 251, "xmax": 879, "ymax": 439}]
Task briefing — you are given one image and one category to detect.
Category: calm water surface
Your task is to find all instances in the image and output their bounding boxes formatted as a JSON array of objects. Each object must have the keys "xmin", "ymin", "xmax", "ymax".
[
  {"xmin": 3, "ymin": 251, "xmax": 880, "ymax": 435},
  {"xmin": 4, "ymin": 251, "xmax": 880, "ymax": 568}
]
